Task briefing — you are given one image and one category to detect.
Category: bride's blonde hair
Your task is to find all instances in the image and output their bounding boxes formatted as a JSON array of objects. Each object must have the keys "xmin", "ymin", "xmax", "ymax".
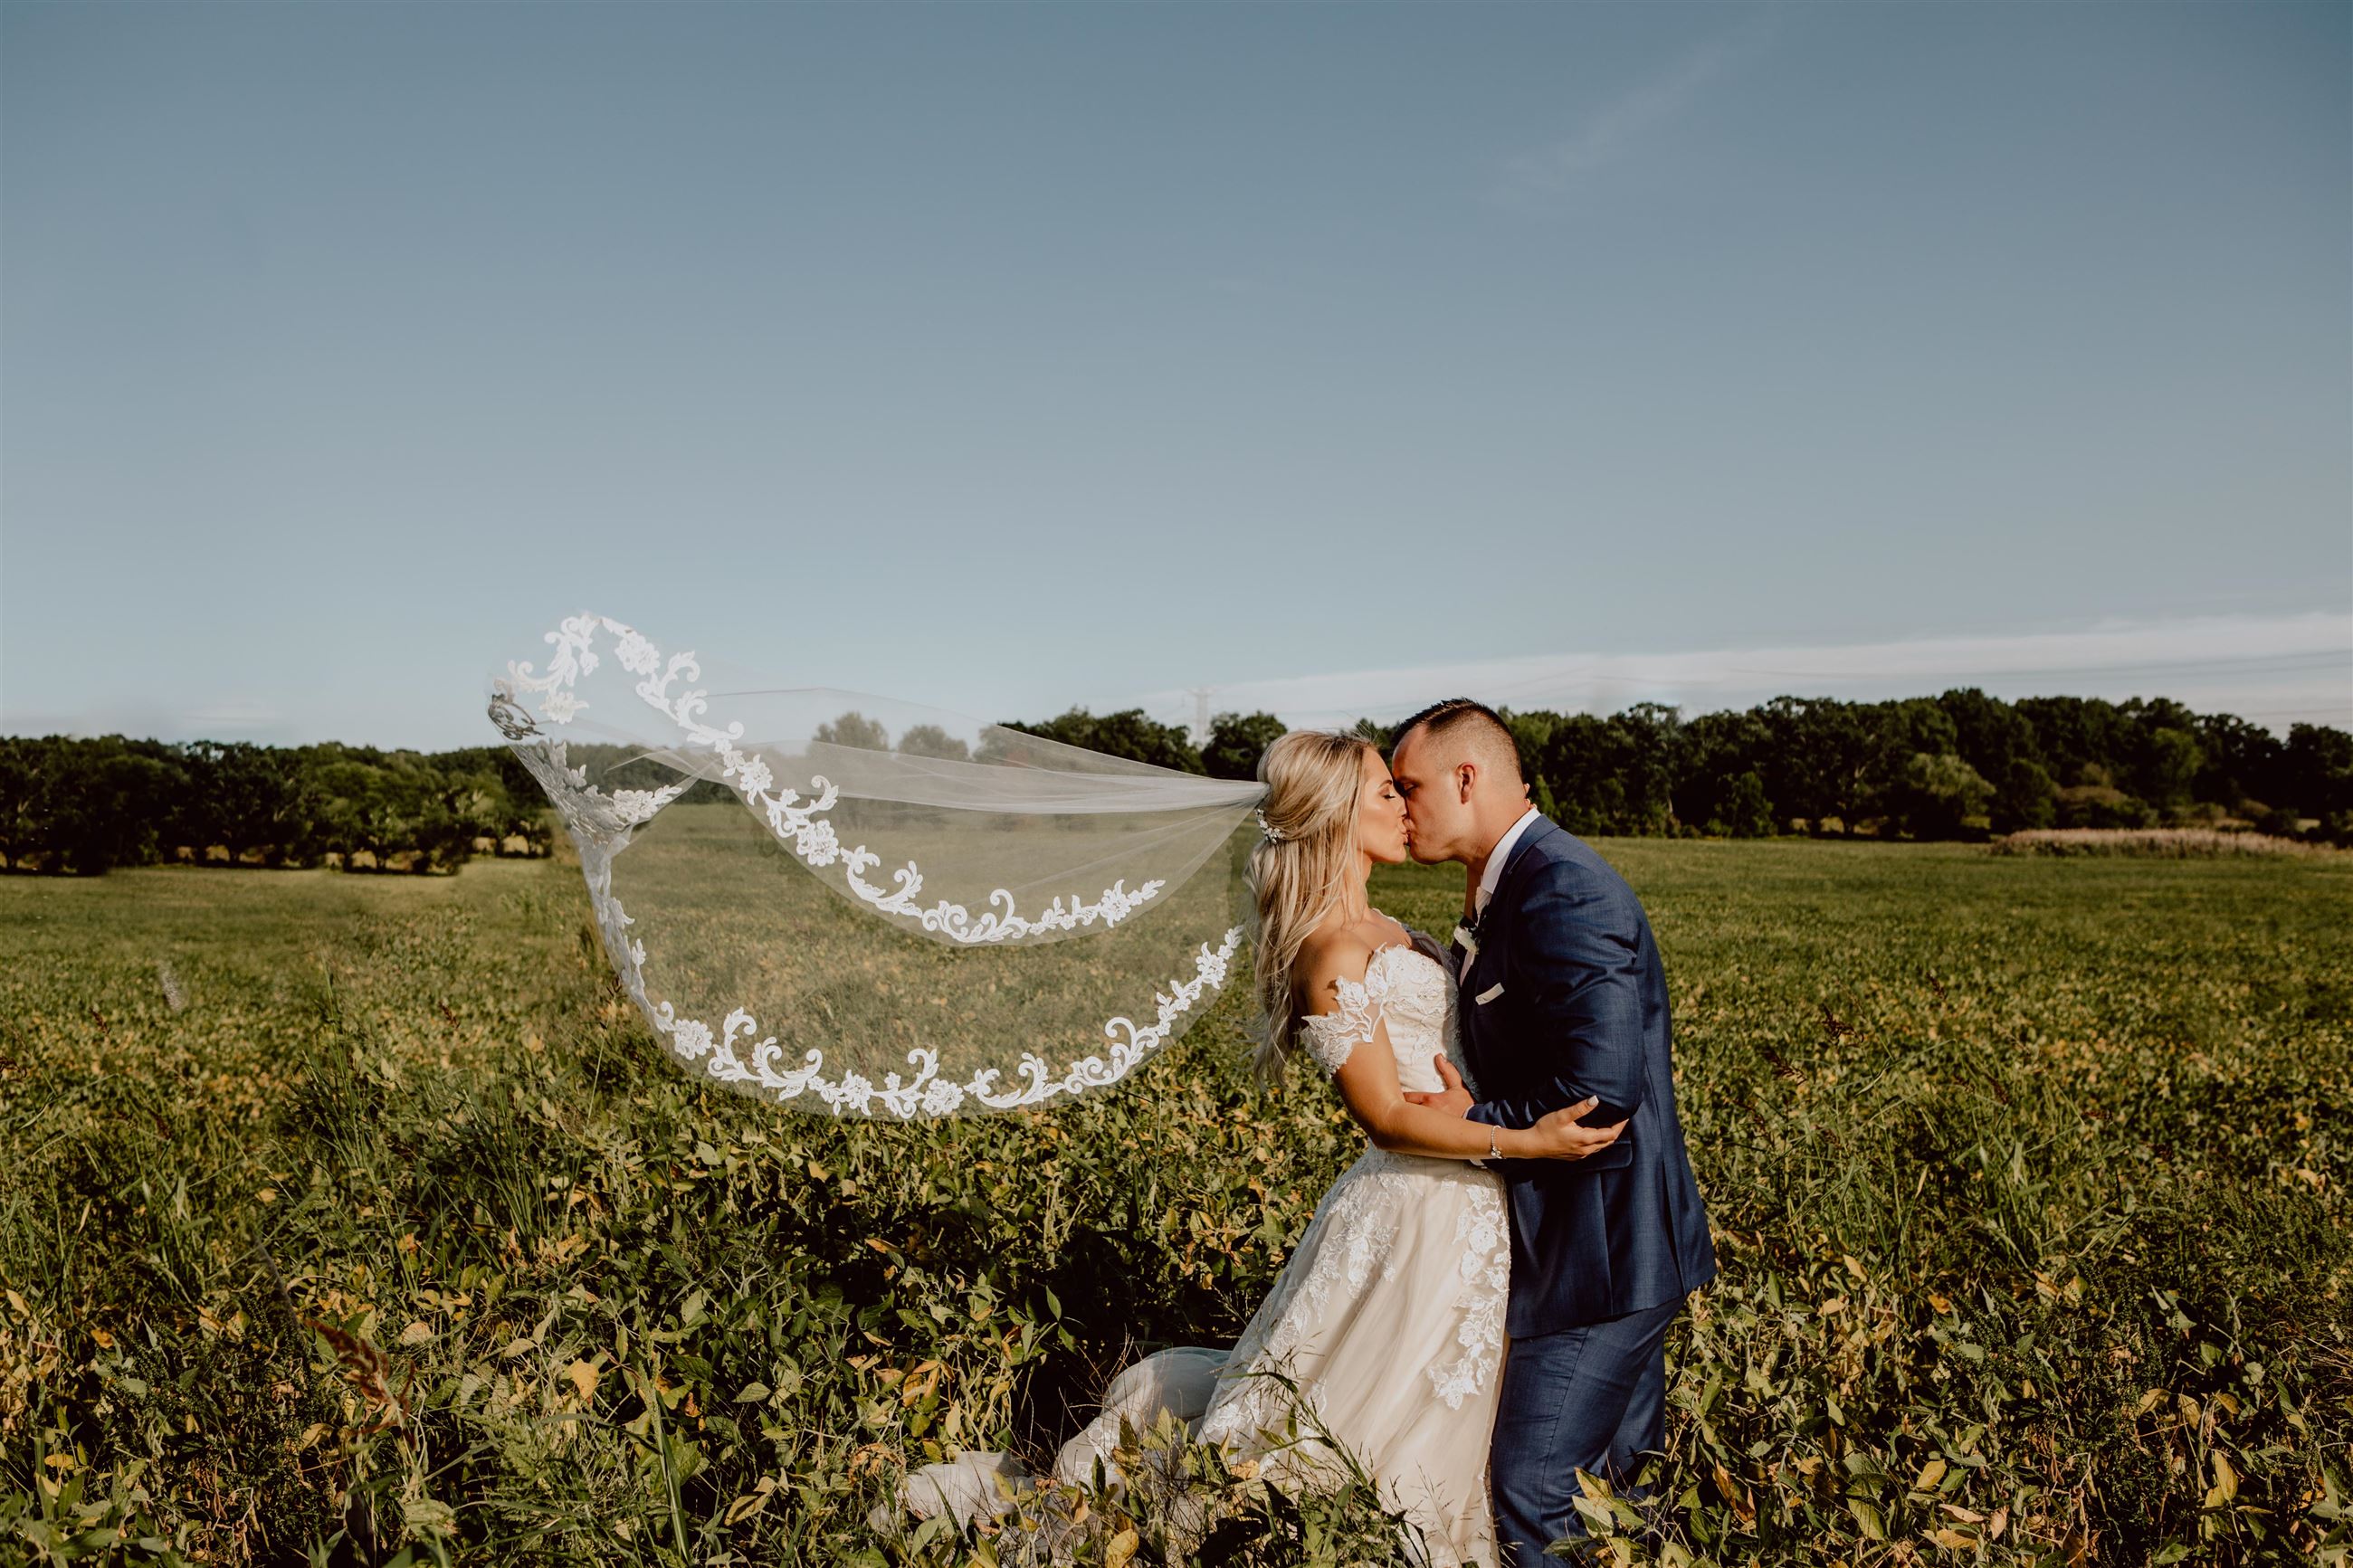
[{"xmin": 1249, "ymin": 728, "xmax": 1378, "ymax": 1077}]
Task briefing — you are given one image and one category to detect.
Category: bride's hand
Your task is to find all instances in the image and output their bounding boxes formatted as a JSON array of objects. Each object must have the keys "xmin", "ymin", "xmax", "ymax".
[{"xmin": 1529, "ymin": 1098, "xmax": 1627, "ymax": 1161}]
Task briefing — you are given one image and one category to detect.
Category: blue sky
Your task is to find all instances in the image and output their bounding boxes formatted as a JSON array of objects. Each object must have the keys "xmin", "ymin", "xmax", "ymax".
[{"xmin": 4, "ymin": 1, "xmax": 2347, "ymax": 749}]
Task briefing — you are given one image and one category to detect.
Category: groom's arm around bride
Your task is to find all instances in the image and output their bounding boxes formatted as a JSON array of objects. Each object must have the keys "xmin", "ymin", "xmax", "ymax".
[{"xmin": 1437, "ymin": 862, "xmax": 1652, "ymax": 1132}]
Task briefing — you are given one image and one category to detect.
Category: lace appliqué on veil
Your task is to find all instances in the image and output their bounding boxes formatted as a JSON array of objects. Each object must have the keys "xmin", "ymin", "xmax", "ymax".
[
  {"xmin": 500, "ymin": 612, "xmax": 1168, "ymax": 945},
  {"xmin": 491, "ymin": 611, "xmax": 1251, "ymax": 1118}
]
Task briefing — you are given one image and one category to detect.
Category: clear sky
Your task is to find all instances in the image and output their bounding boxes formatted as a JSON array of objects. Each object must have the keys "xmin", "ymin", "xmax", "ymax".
[{"xmin": 5, "ymin": 0, "xmax": 2348, "ymax": 749}]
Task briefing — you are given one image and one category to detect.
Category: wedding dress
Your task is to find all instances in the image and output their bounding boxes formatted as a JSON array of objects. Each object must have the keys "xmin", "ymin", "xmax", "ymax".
[{"xmin": 901, "ymin": 926, "xmax": 1509, "ymax": 1567}]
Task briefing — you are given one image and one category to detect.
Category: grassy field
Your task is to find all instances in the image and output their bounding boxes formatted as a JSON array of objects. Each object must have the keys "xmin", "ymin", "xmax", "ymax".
[{"xmin": 2, "ymin": 841, "xmax": 2348, "ymax": 1565}]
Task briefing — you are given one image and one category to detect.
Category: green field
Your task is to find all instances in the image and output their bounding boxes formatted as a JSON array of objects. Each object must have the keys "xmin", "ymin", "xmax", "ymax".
[{"xmin": 3, "ymin": 841, "xmax": 2348, "ymax": 1564}]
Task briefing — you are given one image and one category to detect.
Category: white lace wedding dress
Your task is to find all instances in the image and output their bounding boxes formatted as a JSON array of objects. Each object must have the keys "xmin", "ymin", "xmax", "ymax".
[{"xmin": 900, "ymin": 927, "xmax": 1509, "ymax": 1566}]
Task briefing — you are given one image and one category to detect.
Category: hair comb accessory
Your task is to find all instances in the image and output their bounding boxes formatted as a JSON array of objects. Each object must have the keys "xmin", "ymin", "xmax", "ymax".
[{"xmin": 1255, "ymin": 807, "xmax": 1287, "ymax": 844}]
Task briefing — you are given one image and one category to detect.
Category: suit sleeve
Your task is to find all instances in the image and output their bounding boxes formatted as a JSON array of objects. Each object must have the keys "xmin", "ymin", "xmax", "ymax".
[{"xmin": 1464, "ymin": 861, "xmax": 1649, "ymax": 1130}]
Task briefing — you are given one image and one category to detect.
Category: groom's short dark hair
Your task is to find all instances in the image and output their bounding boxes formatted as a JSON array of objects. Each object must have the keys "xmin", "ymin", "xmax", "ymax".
[{"xmin": 1391, "ymin": 698, "xmax": 1522, "ymax": 783}]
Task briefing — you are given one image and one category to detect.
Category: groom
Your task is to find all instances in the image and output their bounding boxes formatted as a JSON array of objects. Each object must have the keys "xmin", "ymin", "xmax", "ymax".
[{"xmin": 1390, "ymin": 698, "xmax": 1717, "ymax": 1565}]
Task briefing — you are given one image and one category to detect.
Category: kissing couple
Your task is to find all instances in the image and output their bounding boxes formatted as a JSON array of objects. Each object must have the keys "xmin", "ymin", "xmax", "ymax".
[{"xmin": 904, "ymin": 698, "xmax": 1718, "ymax": 1566}]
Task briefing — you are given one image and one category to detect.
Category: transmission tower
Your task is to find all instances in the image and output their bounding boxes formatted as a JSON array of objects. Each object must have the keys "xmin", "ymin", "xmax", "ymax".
[{"xmin": 1184, "ymin": 686, "xmax": 1218, "ymax": 746}]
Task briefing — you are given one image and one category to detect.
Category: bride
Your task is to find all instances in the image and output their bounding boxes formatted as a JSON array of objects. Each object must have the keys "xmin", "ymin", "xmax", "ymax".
[{"xmin": 901, "ymin": 729, "xmax": 1624, "ymax": 1564}]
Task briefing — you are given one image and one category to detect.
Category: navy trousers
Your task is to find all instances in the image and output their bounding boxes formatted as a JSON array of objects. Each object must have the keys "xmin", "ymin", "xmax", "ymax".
[{"xmin": 1488, "ymin": 1296, "xmax": 1682, "ymax": 1566}]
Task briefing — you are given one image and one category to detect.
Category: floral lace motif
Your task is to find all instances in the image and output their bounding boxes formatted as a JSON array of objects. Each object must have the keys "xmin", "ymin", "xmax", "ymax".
[
  {"xmin": 497, "ymin": 612, "xmax": 1169, "ymax": 945},
  {"xmin": 1198, "ymin": 1145, "xmax": 1510, "ymax": 1449},
  {"xmin": 1198, "ymin": 935, "xmax": 1508, "ymax": 1438},
  {"xmin": 492, "ymin": 612, "xmax": 1250, "ymax": 1117},
  {"xmin": 1298, "ymin": 969, "xmax": 1387, "ymax": 1075},
  {"xmin": 1298, "ymin": 945, "xmax": 1475, "ymax": 1096},
  {"xmin": 580, "ymin": 851, "xmax": 1240, "ymax": 1117},
  {"xmin": 1429, "ymin": 1183, "xmax": 1510, "ymax": 1410},
  {"xmin": 1197, "ymin": 1155, "xmax": 1407, "ymax": 1449}
]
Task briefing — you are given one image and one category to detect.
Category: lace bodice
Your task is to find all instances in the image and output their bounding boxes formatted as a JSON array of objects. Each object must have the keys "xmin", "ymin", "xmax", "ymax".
[{"xmin": 1298, "ymin": 930, "xmax": 1475, "ymax": 1097}]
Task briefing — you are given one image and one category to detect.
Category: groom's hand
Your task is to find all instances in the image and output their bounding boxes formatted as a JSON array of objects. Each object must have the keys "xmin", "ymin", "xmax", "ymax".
[{"xmin": 1402, "ymin": 1054, "xmax": 1474, "ymax": 1117}]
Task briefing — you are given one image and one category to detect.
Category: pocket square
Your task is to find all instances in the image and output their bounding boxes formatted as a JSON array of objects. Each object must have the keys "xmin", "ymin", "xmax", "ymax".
[{"xmin": 1475, "ymin": 983, "xmax": 1504, "ymax": 1005}]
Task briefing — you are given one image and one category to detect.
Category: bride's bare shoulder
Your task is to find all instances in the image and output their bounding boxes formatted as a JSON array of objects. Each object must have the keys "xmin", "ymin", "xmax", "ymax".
[{"xmin": 1292, "ymin": 923, "xmax": 1384, "ymax": 1006}]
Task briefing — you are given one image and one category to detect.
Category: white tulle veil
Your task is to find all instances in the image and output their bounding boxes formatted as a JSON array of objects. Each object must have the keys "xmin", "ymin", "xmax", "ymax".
[{"xmin": 488, "ymin": 612, "xmax": 1267, "ymax": 1117}]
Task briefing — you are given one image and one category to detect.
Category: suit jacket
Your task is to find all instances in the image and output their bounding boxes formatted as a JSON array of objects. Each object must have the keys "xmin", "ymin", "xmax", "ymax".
[{"xmin": 1458, "ymin": 815, "xmax": 1718, "ymax": 1336}]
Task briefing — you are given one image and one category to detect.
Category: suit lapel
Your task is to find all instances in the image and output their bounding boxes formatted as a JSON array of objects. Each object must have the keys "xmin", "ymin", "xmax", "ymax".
[
  {"xmin": 1461, "ymin": 814, "xmax": 1561, "ymax": 1071},
  {"xmin": 1470, "ymin": 815, "xmax": 1558, "ymax": 973}
]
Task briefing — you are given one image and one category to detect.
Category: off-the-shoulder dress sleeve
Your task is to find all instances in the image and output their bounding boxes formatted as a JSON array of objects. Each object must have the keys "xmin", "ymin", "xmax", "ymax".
[{"xmin": 1297, "ymin": 959, "xmax": 1391, "ymax": 1075}]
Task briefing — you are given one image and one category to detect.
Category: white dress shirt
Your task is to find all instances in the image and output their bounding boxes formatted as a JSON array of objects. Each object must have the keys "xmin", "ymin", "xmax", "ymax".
[{"xmin": 1472, "ymin": 806, "xmax": 1542, "ymax": 920}]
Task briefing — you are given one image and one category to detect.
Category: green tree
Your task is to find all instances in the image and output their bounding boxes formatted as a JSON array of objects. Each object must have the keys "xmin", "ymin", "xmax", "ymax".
[
  {"xmin": 1716, "ymin": 770, "xmax": 1775, "ymax": 838},
  {"xmin": 1862, "ymin": 699, "xmax": 1961, "ymax": 823},
  {"xmin": 1992, "ymin": 756, "xmax": 2059, "ymax": 833},
  {"xmin": 814, "ymin": 712, "xmax": 891, "ymax": 752},
  {"xmin": 897, "ymin": 724, "xmax": 972, "ymax": 762},
  {"xmin": 1202, "ymin": 711, "xmax": 1286, "ymax": 782},
  {"xmin": 2190, "ymin": 712, "xmax": 2283, "ymax": 813},
  {"xmin": 2282, "ymin": 723, "xmax": 2353, "ymax": 820},
  {"xmin": 49, "ymin": 743, "xmax": 181, "ymax": 873},
  {"xmin": 1673, "ymin": 709, "xmax": 1775, "ymax": 832},
  {"xmin": 995, "ymin": 708, "xmax": 1205, "ymax": 774},
  {"xmin": 174, "ymin": 739, "xmax": 319, "ymax": 861},
  {"xmin": 2015, "ymin": 697, "xmax": 2129, "ymax": 793},
  {"xmin": 1757, "ymin": 697, "xmax": 1875, "ymax": 831},
  {"xmin": 2135, "ymin": 726, "xmax": 2205, "ymax": 811},
  {"xmin": 1535, "ymin": 715, "xmax": 1627, "ymax": 835},
  {"xmin": 1887, "ymin": 752, "xmax": 1995, "ymax": 839},
  {"xmin": 1501, "ymin": 709, "xmax": 1561, "ymax": 793},
  {"xmin": 0, "ymin": 736, "xmax": 45, "ymax": 868}
]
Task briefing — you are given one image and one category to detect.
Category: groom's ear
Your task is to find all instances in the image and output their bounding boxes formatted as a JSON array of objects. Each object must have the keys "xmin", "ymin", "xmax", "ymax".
[{"xmin": 1457, "ymin": 762, "xmax": 1478, "ymax": 803}]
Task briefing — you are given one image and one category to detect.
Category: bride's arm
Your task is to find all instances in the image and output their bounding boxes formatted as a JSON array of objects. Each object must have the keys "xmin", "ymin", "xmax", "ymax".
[{"xmin": 1298, "ymin": 942, "xmax": 1623, "ymax": 1164}]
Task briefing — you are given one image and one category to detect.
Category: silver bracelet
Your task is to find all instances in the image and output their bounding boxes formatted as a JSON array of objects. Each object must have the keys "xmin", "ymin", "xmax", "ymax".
[{"xmin": 1486, "ymin": 1124, "xmax": 1500, "ymax": 1163}]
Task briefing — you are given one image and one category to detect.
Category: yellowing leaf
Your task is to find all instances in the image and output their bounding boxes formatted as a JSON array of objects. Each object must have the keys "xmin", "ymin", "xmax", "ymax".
[
  {"xmin": 566, "ymin": 1359, "xmax": 599, "ymax": 1402},
  {"xmin": 397, "ymin": 1320, "xmax": 432, "ymax": 1346},
  {"xmin": 1104, "ymin": 1527, "xmax": 1139, "ymax": 1568},
  {"xmin": 1913, "ymin": 1458, "xmax": 1948, "ymax": 1491}
]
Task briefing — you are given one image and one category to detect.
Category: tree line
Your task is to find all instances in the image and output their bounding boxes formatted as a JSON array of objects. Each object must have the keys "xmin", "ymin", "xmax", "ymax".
[
  {"xmin": 0, "ymin": 737, "xmax": 551, "ymax": 875},
  {"xmin": 5, "ymin": 688, "xmax": 2346, "ymax": 874},
  {"xmin": 1011, "ymin": 691, "xmax": 2353, "ymax": 845}
]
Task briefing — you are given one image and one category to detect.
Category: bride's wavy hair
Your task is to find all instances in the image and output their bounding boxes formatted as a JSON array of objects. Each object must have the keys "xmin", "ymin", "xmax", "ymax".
[{"xmin": 1248, "ymin": 728, "xmax": 1377, "ymax": 1078}]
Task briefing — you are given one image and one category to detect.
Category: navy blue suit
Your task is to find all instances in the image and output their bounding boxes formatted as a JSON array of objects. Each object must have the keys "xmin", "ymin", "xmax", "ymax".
[{"xmin": 1456, "ymin": 816, "xmax": 1716, "ymax": 1562}]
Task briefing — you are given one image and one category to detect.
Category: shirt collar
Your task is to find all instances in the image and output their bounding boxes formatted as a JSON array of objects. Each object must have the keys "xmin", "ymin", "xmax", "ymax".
[{"xmin": 1473, "ymin": 806, "xmax": 1542, "ymax": 917}]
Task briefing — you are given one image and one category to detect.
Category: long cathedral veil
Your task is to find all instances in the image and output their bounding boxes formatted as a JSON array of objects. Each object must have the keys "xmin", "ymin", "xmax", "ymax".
[{"xmin": 488, "ymin": 612, "xmax": 1266, "ymax": 1117}]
